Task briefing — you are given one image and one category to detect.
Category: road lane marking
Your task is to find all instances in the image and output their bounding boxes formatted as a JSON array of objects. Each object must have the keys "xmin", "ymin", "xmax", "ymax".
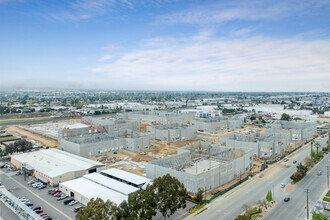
[{"xmin": 5, "ymin": 174, "xmax": 72, "ymax": 220}]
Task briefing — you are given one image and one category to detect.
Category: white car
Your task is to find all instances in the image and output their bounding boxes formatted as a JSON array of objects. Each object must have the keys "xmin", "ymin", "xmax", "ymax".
[
  {"xmin": 280, "ymin": 183, "xmax": 285, "ymax": 188},
  {"xmin": 69, "ymin": 200, "xmax": 78, "ymax": 206}
]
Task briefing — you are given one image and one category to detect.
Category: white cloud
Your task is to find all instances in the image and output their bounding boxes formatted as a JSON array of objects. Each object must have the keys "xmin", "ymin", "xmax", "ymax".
[
  {"xmin": 157, "ymin": 0, "xmax": 330, "ymax": 25},
  {"xmin": 98, "ymin": 55, "xmax": 114, "ymax": 62},
  {"xmin": 93, "ymin": 33, "xmax": 330, "ymax": 91}
]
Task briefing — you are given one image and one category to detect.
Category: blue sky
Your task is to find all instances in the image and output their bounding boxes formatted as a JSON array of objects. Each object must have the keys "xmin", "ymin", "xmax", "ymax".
[{"xmin": 1, "ymin": 0, "xmax": 330, "ymax": 92}]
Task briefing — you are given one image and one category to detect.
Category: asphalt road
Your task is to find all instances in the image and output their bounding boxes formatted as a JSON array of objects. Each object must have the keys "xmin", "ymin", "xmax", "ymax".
[
  {"xmin": 187, "ymin": 136, "xmax": 328, "ymax": 220},
  {"xmin": 264, "ymin": 152, "xmax": 330, "ymax": 220}
]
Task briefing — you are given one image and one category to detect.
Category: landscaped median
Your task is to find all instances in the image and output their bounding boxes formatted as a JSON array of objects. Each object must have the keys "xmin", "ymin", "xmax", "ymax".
[
  {"xmin": 189, "ymin": 204, "xmax": 205, "ymax": 214},
  {"xmin": 235, "ymin": 200, "xmax": 277, "ymax": 220}
]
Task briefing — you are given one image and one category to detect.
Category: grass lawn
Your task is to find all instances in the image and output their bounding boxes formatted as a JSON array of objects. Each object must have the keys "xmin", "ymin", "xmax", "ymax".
[
  {"xmin": 0, "ymin": 117, "xmax": 52, "ymax": 124},
  {"xmin": 0, "ymin": 136, "xmax": 16, "ymax": 141}
]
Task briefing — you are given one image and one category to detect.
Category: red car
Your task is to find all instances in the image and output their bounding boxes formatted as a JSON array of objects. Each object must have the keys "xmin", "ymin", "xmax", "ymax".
[
  {"xmin": 51, "ymin": 190, "xmax": 61, "ymax": 195},
  {"xmin": 35, "ymin": 209, "xmax": 43, "ymax": 214}
]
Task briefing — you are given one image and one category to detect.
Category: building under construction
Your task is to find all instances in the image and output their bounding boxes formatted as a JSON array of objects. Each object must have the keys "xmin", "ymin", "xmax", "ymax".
[
  {"xmin": 147, "ymin": 123, "xmax": 196, "ymax": 142},
  {"xmin": 60, "ymin": 130, "xmax": 151, "ymax": 158},
  {"xmin": 146, "ymin": 141, "xmax": 253, "ymax": 193}
]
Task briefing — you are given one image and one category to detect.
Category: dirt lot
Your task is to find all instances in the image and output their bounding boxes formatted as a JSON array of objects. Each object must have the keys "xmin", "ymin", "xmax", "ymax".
[
  {"xmin": 91, "ymin": 139, "xmax": 200, "ymax": 176},
  {"xmin": 5, "ymin": 126, "xmax": 60, "ymax": 148},
  {"xmin": 140, "ymin": 122, "xmax": 152, "ymax": 133},
  {"xmin": 220, "ymin": 125, "xmax": 266, "ymax": 136}
]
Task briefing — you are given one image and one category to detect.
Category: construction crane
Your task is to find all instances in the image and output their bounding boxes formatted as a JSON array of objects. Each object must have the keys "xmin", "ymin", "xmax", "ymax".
[{"xmin": 71, "ymin": 111, "xmax": 107, "ymax": 134}]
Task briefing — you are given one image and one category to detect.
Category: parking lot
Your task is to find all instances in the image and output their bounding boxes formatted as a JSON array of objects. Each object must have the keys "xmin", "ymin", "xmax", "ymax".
[{"xmin": 0, "ymin": 167, "xmax": 78, "ymax": 220}]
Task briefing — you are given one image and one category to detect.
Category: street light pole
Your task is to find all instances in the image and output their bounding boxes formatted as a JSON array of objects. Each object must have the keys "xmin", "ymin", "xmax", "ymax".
[{"xmin": 306, "ymin": 189, "xmax": 309, "ymax": 220}]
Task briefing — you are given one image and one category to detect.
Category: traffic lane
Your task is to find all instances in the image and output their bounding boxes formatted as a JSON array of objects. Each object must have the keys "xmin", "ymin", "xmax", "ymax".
[
  {"xmin": 264, "ymin": 153, "xmax": 330, "ymax": 220},
  {"xmin": 0, "ymin": 200, "xmax": 20, "ymax": 220},
  {"xmin": 0, "ymin": 172, "xmax": 75, "ymax": 220},
  {"xmin": 191, "ymin": 142, "xmax": 318, "ymax": 220}
]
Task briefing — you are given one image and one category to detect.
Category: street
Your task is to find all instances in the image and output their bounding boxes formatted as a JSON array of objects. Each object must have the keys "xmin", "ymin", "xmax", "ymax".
[{"xmin": 187, "ymin": 136, "xmax": 328, "ymax": 220}]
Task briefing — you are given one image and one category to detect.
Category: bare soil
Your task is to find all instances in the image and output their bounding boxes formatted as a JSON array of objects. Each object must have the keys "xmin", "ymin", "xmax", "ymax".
[{"xmin": 6, "ymin": 126, "xmax": 60, "ymax": 148}]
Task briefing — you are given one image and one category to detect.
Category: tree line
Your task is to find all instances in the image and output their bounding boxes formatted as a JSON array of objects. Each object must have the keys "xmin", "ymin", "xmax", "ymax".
[{"xmin": 76, "ymin": 174, "xmax": 190, "ymax": 220}]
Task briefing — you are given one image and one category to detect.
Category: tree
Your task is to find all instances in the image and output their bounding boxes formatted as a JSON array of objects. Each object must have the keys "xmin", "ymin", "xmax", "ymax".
[
  {"xmin": 150, "ymin": 174, "xmax": 188, "ymax": 219},
  {"xmin": 293, "ymin": 117, "xmax": 302, "ymax": 120},
  {"xmin": 312, "ymin": 211, "xmax": 327, "ymax": 220},
  {"xmin": 234, "ymin": 215, "xmax": 249, "ymax": 220},
  {"xmin": 303, "ymin": 157, "xmax": 313, "ymax": 167},
  {"xmin": 258, "ymin": 116, "xmax": 263, "ymax": 121},
  {"xmin": 315, "ymin": 143, "xmax": 321, "ymax": 154},
  {"xmin": 76, "ymin": 198, "xmax": 117, "ymax": 220},
  {"xmin": 280, "ymin": 113, "xmax": 291, "ymax": 121},
  {"xmin": 266, "ymin": 190, "xmax": 272, "ymax": 202},
  {"xmin": 193, "ymin": 188, "xmax": 204, "ymax": 205},
  {"xmin": 250, "ymin": 116, "xmax": 256, "ymax": 121},
  {"xmin": 122, "ymin": 188, "xmax": 157, "ymax": 220}
]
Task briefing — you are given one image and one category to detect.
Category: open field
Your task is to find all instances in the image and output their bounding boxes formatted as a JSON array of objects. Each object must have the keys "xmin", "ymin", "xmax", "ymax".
[
  {"xmin": 0, "ymin": 117, "xmax": 53, "ymax": 125},
  {"xmin": 5, "ymin": 126, "xmax": 60, "ymax": 148}
]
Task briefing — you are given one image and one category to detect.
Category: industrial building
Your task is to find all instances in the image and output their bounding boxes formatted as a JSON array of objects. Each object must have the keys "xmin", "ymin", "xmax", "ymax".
[
  {"xmin": 146, "ymin": 141, "xmax": 253, "ymax": 193},
  {"xmin": 147, "ymin": 123, "xmax": 197, "ymax": 142},
  {"xmin": 60, "ymin": 129, "xmax": 151, "ymax": 157},
  {"xmin": 192, "ymin": 117, "xmax": 243, "ymax": 132},
  {"xmin": 58, "ymin": 118, "xmax": 139, "ymax": 138},
  {"xmin": 218, "ymin": 120, "xmax": 316, "ymax": 157},
  {"xmin": 59, "ymin": 168, "xmax": 151, "ymax": 206},
  {"xmin": 120, "ymin": 111, "xmax": 195, "ymax": 125},
  {"xmin": 10, "ymin": 149, "xmax": 105, "ymax": 186}
]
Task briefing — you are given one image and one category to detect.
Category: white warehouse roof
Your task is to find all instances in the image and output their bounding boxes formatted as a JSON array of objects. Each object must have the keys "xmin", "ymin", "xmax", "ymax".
[
  {"xmin": 84, "ymin": 173, "xmax": 139, "ymax": 195},
  {"xmin": 101, "ymin": 168, "xmax": 151, "ymax": 186},
  {"xmin": 60, "ymin": 177, "xmax": 127, "ymax": 205},
  {"xmin": 11, "ymin": 149, "xmax": 104, "ymax": 178}
]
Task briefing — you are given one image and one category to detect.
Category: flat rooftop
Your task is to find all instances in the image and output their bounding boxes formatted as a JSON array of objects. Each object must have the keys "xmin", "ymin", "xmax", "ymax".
[
  {"xmin": 60, "ymin": 176, "xmax": 127, "ymax": 205},
  {"xmin": 11, "ymin": 149, "xmax": 104, "ymax": 178},
  {"xmin": 101, "ymin": 168, "xmax": 151, "ymax": 186}
]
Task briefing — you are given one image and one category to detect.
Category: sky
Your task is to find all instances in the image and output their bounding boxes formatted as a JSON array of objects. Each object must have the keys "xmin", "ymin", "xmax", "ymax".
[{"xmin": 1, "ymin": 0, "xmax": 330, "ymax": 92}]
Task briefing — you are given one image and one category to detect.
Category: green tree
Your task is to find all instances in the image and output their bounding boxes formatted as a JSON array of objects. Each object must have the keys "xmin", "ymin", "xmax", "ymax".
[
  {"xmin": 193, "ymin": 188, "xmax": 204, "ymax": 205},
  {"xmin": 280, "ymin": 113, "xmax": 291, "ymax": 121},
  {"xmin": 119, "ymin": 189, "xmax": 157, "ymax": 220},
  {"xmin": 266, "ymin": 190, "xmax": 272, "ymax": 202},
  {"xmin": 234, "ymin": 215, "xmax": 249, "ymax": 220},
  {"xmin": 258, "ymin": 116, "xmax": 263, "ymax": 120},
  {"xmin": 76, "ymin": 198, "xmax": 117, "ymax": 220},
  {"xmin": 315, "ymin": 143, "xmax": 321, "ymax": 154},
  {"xmin": 150, "ymin": 174, "xmax": 188, "ymax": 219},
  {"xmin": 312, "ymin": 211, "xmax": 327, "ymax": 220},
  {"xmin": 250, "ymin": 116, "xmax": 256, "ymax": 121}
]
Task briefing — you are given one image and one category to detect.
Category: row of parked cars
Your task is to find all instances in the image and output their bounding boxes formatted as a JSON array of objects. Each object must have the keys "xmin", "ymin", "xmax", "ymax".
[
  {"xmin": 48, "ymin": 189, "xmax": 84, "ymax": 212},
  {"xmin": 27, "ymin": 180, "xmax": 47, "ymax": 190},
  {"xmin": 18, "ymin": 197, "xmax": 52, "ymax": 220}
]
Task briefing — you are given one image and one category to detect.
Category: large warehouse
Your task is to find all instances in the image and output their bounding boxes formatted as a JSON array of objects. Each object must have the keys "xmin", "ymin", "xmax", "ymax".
[
  {"xmin": 59, "ymin": 168, "xmax": 152, "ymax": 205},
  {"xmin": 11, "ymin": 149, "xmax": 105, "ymax": 186}
]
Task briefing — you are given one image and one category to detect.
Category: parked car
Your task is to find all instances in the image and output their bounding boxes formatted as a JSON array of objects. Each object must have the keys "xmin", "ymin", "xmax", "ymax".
[
  {"xmin": 64, "ymin": 198, "xmax": 74, "ymax": 205},
  {"xmin": 57, "ymin": 195, "xmax": 68, "ymax": 200},
  {"xmin": 48, "ymin": 189, "xmax": 56, "ymax": 194},
  {"xmin": 27, "ymin": 180, "xmax": 35, "ymax": 184},
  {"xmin": 44, "ymin": 217, "xmax": 52, "ymax": 220},
  {"xmin": 51, "ymin": 190, "xmax": 61, "ymax": 195},
  {"xmin": 33, "ymin": 206, "xmax": 41, "ymax": 211},
  {"xmin": 35, "ymin": 209, "xmax": 43, "ymax": 214},
  {"xmin": 293, "ymin": 160, "xmax": 297, "ymax": 164},
  {"xmin": 280, "ymin": 183, "xmax": 285, "ymax": 188},
  {"xmin": 38, "ymin": 185, "xmax": 46, "ymax": 190},
  {"xmin": 69, "ymin": 200, "xmax": 78, "ymax": 206},
  {"xmin": 74, "ymin": 206, "xmax": 84, "ymax": 212},
  {"xmin": 25, "ymin": 203, "xmax": 34, "ymax": 207},
  {"xmin": 20, "ymin": 199, "xmax": 29, "ymax": 203},
  {"xmin": 284, "ymin": 197, "xmax": 290, "ymax": 202},
  {"xmin": 40, "ymin": 213, "xmax": 48, "ymax": 217}
]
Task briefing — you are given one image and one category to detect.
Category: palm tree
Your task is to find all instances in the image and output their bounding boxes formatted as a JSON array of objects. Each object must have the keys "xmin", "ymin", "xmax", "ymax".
[
  {"xmin": 315, "ymin": 143, "xmax": 321, "ymax": 154},
  {"xmin": 310, "ymin": 139, "xmax": 315, "ymax": 156}
]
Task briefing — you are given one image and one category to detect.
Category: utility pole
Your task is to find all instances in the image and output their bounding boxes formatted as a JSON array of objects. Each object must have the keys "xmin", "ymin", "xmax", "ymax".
[
  {"xmin": 204, "ymin": 187, "xmax": 207, "ymax": 204},
  {"xmin": 240, "ymin": 170, "xmax": 242, "ymax": 184},
  {"xmin": 306, "ymin": 189, "xmax": 309, "ymax": 220}
]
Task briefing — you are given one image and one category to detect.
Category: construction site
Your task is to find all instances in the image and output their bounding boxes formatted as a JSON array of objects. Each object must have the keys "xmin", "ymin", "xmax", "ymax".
[
  {"xmin": 146, "ymin": 122, "xmax": 197, "ymax": 142},
  {"xmin": 60, "ymin": 129, "xmax": 152, "ymax": 157},
  {"xmin": 146, "ymin": 141, "xmax": 253, "ymax": 193},
  {"xmin": 218, "ymin": 120, "xmax": 316, "ymax": 158},
  {"xmin": 192, "ymin": 116, "xmax": 244, "ymax": 132},
  {"xmin": 119, "ymin": 111, "xmax": 195, "ymax": 124}
]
